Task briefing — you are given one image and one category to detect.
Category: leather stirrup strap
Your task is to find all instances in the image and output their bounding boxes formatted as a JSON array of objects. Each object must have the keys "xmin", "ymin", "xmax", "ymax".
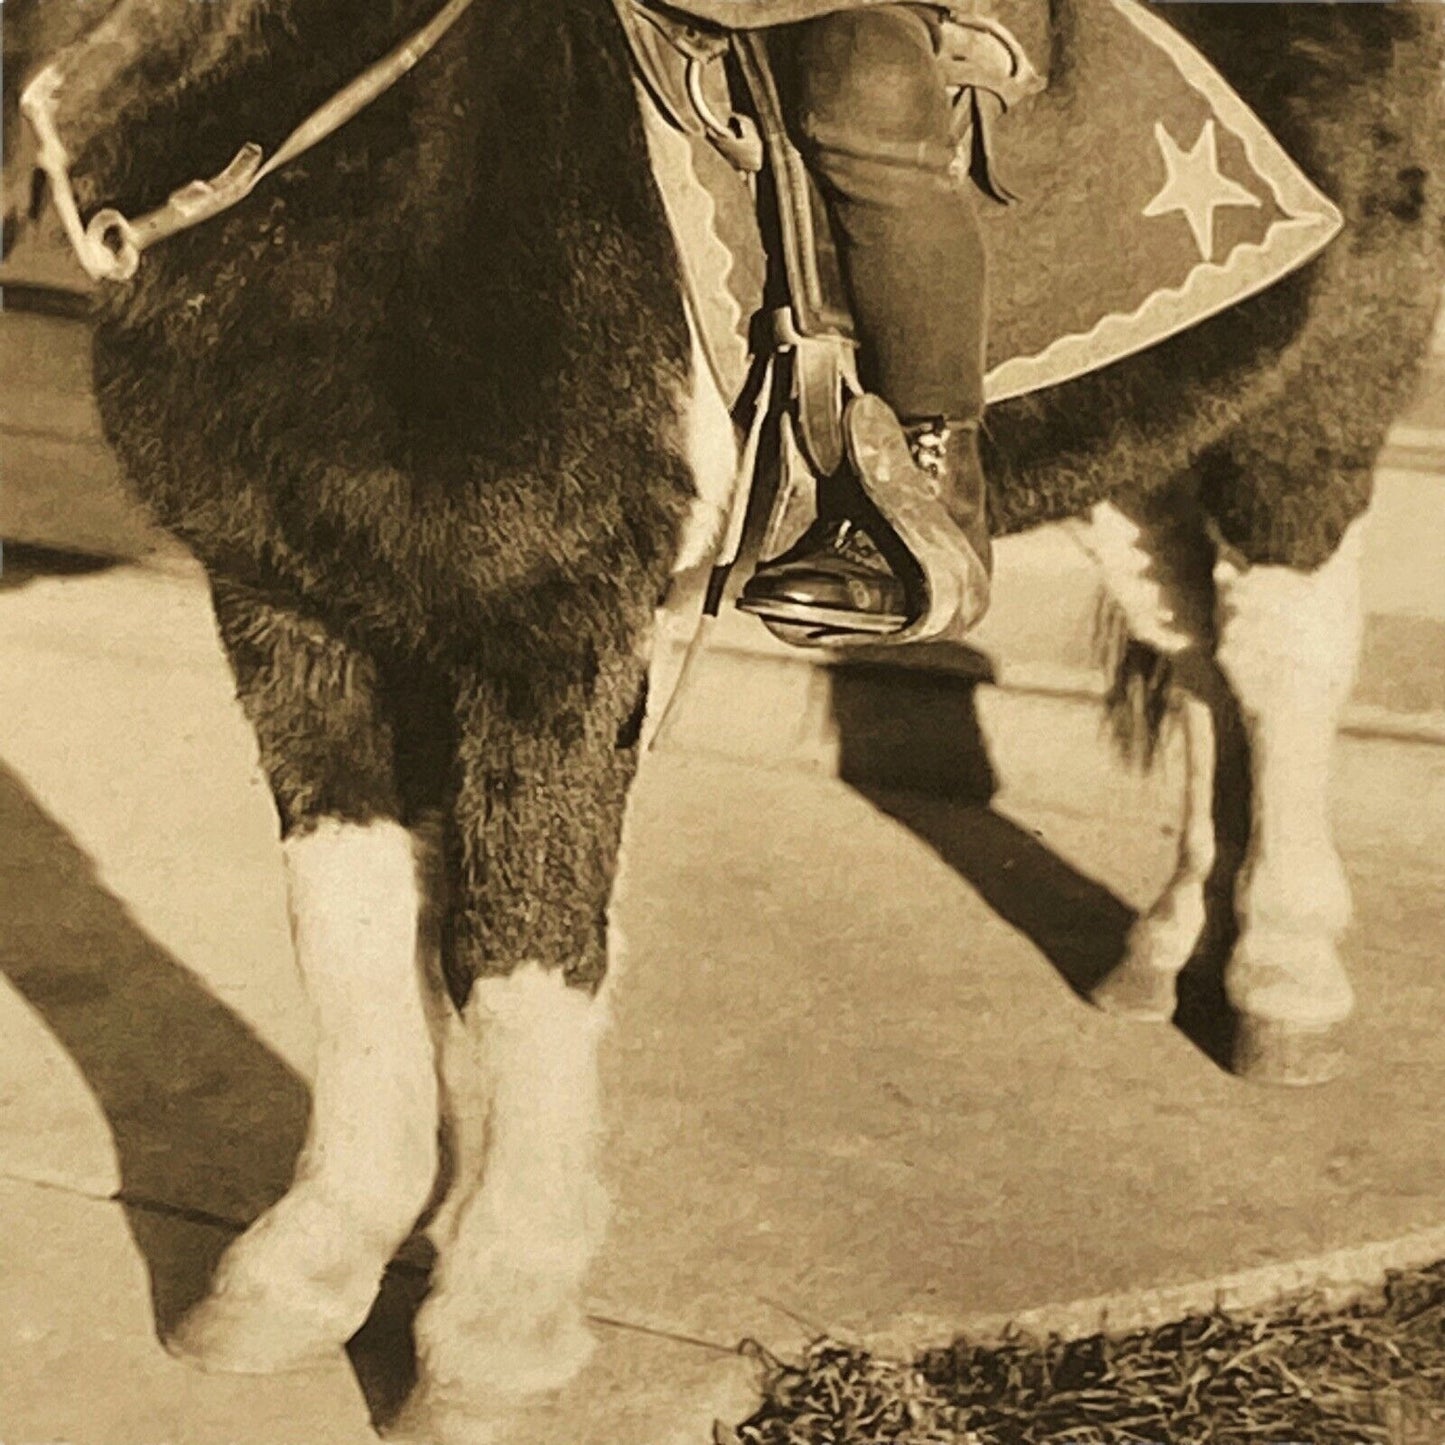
[
  {"xmin": 729, "ymin": 31, "xmax": 859, "ymax": 478},
  {"xmin": 730, "ymin": 32, "xmax": 854, "ymax": 343}
]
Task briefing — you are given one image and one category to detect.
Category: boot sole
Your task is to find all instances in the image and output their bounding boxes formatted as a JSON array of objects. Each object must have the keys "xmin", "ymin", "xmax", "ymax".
[{"xmin": 734, "ymin": 594, "xmax": 910, "ymax": 635}]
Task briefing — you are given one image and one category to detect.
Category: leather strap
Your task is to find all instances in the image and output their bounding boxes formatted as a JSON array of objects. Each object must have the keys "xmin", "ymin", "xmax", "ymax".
[
  {"xmin": 24, "ymin": 0, "xmax": 478, "ymax": 283},
  {"xmin": 730, "ymin": 32, "xmax": 855, "ymax": 343},
  {"xmin": 729, "ymin": 31, "xmax": 860, "ymax": 478},
  {"xmin": 612, "ymin": 0, "xmax": 766, "ymax": 170},
  {"xmin": 779, "ymin": 312, "xmax": 855, "ymax": 480}
]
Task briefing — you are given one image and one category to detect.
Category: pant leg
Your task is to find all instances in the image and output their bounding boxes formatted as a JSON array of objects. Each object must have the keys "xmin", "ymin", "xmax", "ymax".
[{"xmin": 778, "ymin": 4, "xmax": 986, "ymax": 422}]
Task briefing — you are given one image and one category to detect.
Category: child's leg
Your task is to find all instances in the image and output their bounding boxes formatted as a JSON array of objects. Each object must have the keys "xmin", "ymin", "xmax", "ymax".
[
  {"xmin": 740, "ymin": 4, "xmax": 990, "ymax": 637},
  {"xmin": 784, "ymin": 3, "xmax": 985, "ymax": 423}
]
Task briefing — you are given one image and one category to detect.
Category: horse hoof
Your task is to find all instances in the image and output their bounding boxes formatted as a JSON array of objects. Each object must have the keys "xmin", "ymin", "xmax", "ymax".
[
  {"xmin": 165, "ymin": 1288, "xmax": 348, "ymax": 1375},
  {"xmin": 390, "ymin": 1336, "xmax": 762, "ymax": 1445},
  {"xmin": 383, "ymin": 1389, "xmax": 506, "ymax": 1445},
  {"xmin": 1232, "ymin": 1012, "xmax": 1346, "ymax": 1087},
  {"xmin": 1090, "ymin": 962, "xmax": 1177, "ymax": 1022}
]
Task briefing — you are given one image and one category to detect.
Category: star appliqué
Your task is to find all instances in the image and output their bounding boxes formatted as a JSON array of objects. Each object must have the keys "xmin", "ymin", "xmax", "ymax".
[{"xmin": 1143, "ymin": 119, "xmax": 1261, "ymax": 262}]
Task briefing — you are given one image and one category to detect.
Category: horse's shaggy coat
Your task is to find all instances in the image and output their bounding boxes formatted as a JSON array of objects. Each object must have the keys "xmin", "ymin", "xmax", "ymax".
[{"xmin": 82, "ymin": 0, "xmax": 700, "ymax": 996}]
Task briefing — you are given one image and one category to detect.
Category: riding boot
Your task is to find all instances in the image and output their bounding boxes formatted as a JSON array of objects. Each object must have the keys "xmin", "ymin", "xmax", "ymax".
[
  {"xmin": 736, "ymin": 414, "xmax": 992, "ymax": 637},
  {"xmin": 908, "ymin": 414, "xmax": 993, "ymax": 581}
]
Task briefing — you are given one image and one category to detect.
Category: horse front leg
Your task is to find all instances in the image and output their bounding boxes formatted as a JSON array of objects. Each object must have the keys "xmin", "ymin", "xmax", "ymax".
[
  {"xmin": 1212, "ymin": 519, "xmax": 1367, "ymax": 1085},
  {"xmin": 170, "ymin": 582, "xmax": 440, "ymax": 1372},
  {"xmin": 407, "ymin": 966, "xmax": 611, "ymax": 1428},
  {"xmin": 392, "ymin": 656, "xmax": 641, "ymax": 1442}
]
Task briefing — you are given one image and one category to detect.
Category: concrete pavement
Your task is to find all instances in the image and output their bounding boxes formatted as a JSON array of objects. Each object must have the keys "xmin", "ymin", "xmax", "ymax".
[{"xmin": 0, "ymin": 556, "xmax": 1442, "ymax": 1442}]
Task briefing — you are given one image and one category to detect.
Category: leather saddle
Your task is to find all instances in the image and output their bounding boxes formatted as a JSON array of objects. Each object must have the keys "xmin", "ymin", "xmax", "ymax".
[{"xmin": 612, "ymin": 0, "xmax": 1044, "ymax": 649}]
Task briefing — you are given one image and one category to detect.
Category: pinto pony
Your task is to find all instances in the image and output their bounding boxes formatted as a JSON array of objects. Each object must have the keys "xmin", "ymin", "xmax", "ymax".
[{"xmin": 4, "ymin": 0, "xmax": 1442, "ymax": 1439}]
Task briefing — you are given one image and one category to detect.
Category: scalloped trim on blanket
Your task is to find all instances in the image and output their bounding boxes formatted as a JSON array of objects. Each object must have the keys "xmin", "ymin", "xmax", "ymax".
[{"xmin": 981, "ymin": 0, "xmax": 1342, "ymax": 402}]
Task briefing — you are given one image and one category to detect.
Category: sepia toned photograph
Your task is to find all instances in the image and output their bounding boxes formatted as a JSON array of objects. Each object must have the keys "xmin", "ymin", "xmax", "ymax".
[{"xmin": 1, "ymin": 0, "xmax": 1441, "ymax": 1440}]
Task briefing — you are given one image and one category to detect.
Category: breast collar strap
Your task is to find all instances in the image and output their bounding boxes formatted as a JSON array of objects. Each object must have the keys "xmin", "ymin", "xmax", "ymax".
[{"xmin": 21, "ymin": 0, "xmax": 476, "ymax": 283}]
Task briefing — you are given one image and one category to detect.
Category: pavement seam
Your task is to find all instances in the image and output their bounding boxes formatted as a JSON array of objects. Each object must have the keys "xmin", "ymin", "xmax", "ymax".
[
  {"xmin": 0, "ymin": 1170, "xmax": 750, "ymax": 1360},
  {"xmin": 1, "ymin": 422, "xmax": 110, "ymax": 448},
  {"xmin": 0, "ymin": 1168, "xmax": 243, "ymax": 1235},
  {"xmin": 587, "ymin": 1314, "xmax": 745, "ymax": 1358},
  {"xmin": 9, "ymin": 1168, "xmax": 1440, "ymax": 1365}
]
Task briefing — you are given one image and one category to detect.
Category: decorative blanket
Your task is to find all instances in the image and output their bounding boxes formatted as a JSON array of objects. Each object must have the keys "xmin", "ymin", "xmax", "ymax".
[{"xmin": 638, "ymin": 0, "xmax": 1343, "ymax": 407}]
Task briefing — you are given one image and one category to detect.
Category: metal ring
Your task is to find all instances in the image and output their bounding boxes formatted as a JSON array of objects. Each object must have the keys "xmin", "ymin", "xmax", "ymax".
[
  {"xmin": 85, "ymin": 209, "xmax": 142, "ymax": 282},
  {"xmin": 684, "ymin": 57, "xmax": 762, "ymax": 171}
]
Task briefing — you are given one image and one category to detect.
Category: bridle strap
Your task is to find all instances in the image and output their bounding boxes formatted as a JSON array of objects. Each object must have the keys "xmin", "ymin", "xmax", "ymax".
[{"xmin": 22, "ymin": 0, "xmax": 476, "ymax": 283}]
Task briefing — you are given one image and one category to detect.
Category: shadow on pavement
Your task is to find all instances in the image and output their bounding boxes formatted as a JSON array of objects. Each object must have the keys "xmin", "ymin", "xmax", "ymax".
[
  {"xmin": 1, "ymin": 539, "xmax": 122, "ymax": 590},
  {"xmin": 350, "ymin": 1261, "xmax": 432, "ymax": 1427},
  {"xmin": 0, "ymin": 762, "xmax": 420, "ymax": 1424},
  {"xmin": 831, "ymin": 669, "xmax": 1241, "ymax": 1069}
]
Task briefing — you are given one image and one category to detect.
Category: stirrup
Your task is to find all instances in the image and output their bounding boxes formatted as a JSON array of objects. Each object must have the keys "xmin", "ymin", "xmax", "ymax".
[{"xmin": 758, "ymin": 395, "xmax": 991, "ymax": 650}]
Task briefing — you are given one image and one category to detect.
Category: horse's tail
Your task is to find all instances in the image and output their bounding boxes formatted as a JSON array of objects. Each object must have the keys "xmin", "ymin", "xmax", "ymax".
[{"xmin": 1095, "ymin": 594, "xmax": 1174, "ymax": 771}]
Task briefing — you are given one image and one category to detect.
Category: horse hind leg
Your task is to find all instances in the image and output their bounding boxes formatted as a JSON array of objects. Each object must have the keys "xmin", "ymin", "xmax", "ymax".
[
  {"xmin": 1069, "ymin": 498, "xmax": 1230, "ymax": 1022},
  {"xmin": 169, "ymin": 580, "xmax": 441, "ymax": 1373},
  {"xmin": 1077, "ymin": 498, "xmax": 1367, "ymax": 1084},
  {"xmin": 1091, "ymin": 684, "xmax": 1214, "ymax": 1018},
  {"xmin": 1212, "ymin": 519, "xmax": 1366, "ymax": 1085}
]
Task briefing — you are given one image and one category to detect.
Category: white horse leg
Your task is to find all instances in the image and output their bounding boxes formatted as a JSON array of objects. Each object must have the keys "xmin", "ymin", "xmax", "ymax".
[
  {"xmin": 169, "ymin": 819, "xmax": 440, "ymax": 1372},
  {"xmin": 1093, "ymin": 690, "xmax": 1218, "ymax": 1019},
  {"xmin": 1068, "ymin": 499, "xmax": 1218, "ymax": 1019},
  {"xmin": 422, "ymin": 990, "xmax": 491, "ymax": 1263},
  {"xmin": 1213, "ymin": 520, "xmax": 1366, "ymax": 1085},
  {"xmin": 398, "ymin": 965, "xmax": 609, "ymax": 1437}
]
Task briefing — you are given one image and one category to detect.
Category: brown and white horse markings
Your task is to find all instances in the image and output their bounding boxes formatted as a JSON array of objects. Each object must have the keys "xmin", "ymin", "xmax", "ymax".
[{"xmin": 3, "ymin": 0, "xmax": 1441, "ymax": 1438}]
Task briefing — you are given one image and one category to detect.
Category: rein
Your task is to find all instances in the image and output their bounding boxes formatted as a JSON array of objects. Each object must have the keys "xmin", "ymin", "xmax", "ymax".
[{"xmin": 20, "ymin": 0, "xmax": 476, "ymax": 283}]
